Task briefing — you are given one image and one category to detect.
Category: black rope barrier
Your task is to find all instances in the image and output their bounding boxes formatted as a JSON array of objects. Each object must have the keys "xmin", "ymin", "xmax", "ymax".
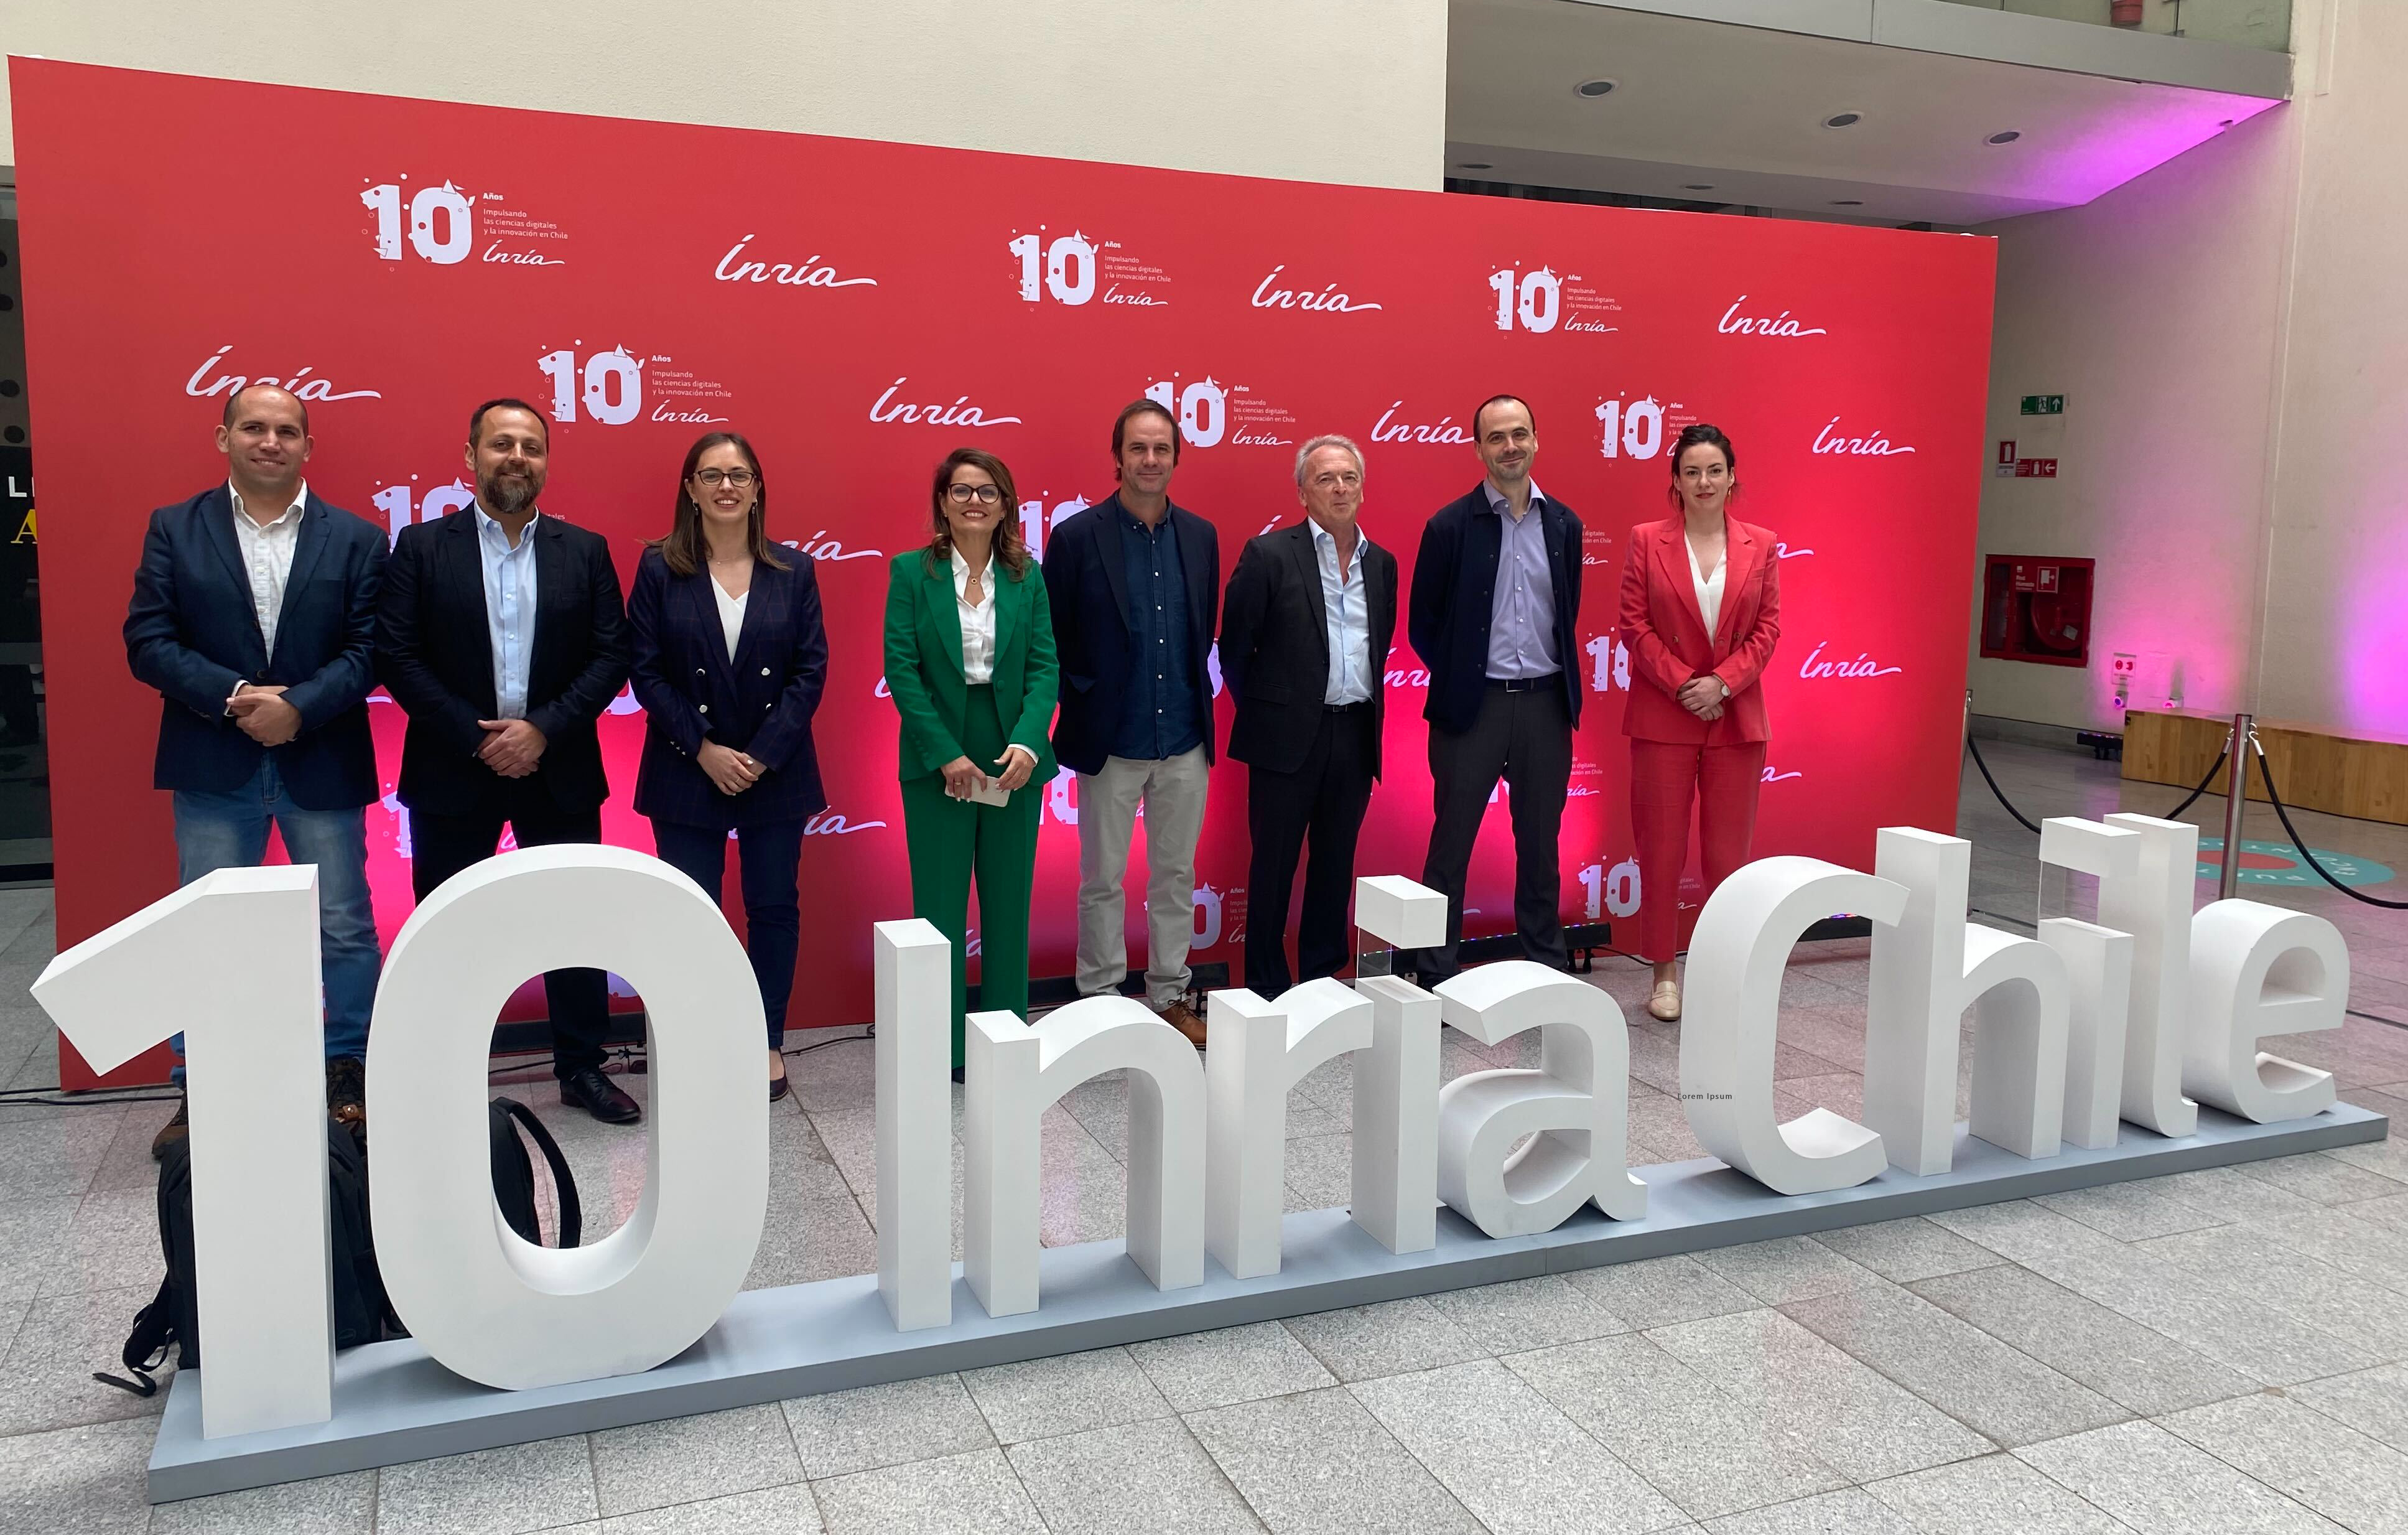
[
  {"xmin": 1967, "ymin": 734, "xmax": 2228, "ymax": 837},
  {"xmin": 2249, "ymin": 735, "xmax": 2408, "ymax": 910}
]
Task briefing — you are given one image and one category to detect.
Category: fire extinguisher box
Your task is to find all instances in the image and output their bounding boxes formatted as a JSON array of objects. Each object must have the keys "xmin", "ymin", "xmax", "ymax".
[{"xmin": 1979, "ymin": 554, "xmax": 2096, "ymax": 668}]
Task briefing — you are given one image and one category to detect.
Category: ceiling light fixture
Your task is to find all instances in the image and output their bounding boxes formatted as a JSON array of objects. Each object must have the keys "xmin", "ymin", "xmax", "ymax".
[
  {"xmin": 1575, "ymin": 79, "xmax": 1618, "ymax": 98},
  {"xmin": 1457, "ymin": 162, "xmax": 1494, "ymax": 171},
  {"xmin": 1986, "ymin": 130, "xmax": 2022, "ymax": 145},
  {"xmin": 1830, "ymin": 200, "xmax": 1864, "ymax": 207},
  {"xmin": 1823, "ymin": 111, "xmax": 1863, "ymax": 129},
  {"xmin": 1682, "ymin": 184, "xmax": 1715, "ymax": 191}
]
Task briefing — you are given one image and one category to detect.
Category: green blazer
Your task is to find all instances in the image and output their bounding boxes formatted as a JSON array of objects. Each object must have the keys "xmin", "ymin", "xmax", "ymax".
[{"xmin": 884, "ymin": 548, "xmax": 1059, "ymax": 783}]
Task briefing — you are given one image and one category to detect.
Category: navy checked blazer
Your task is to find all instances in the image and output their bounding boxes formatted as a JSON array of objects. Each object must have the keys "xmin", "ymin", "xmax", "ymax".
[{"xmin": 627, "ymin": 546, "xmax": 829, "ymax": 829}]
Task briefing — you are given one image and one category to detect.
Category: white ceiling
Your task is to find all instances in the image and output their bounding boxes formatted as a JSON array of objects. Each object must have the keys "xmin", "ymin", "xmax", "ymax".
[{"xmin": 1446, "ymin": 0, "xmax": 2286, "ymax": 225}]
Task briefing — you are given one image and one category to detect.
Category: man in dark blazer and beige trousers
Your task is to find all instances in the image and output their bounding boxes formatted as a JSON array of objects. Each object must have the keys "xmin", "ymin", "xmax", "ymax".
[
  {"xmin": 375, "ymin": 398, "xmax": 638, "ymax": 1122},
  {"xmin": 1220, "ymin": 435, "xmax": 1398, "ymax": 998}
]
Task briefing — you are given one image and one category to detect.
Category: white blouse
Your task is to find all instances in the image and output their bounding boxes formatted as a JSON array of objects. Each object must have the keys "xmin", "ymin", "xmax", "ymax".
[
  {"xmin": 711, "ymin": 576, "xmax": 748, "ymax": 662},
  {"xmin": 951, "ymin": 549, "xmax": 998, "ymax": 684},
  {"xmin": 1686, "ymin": 534, "xmax": 1726, "ymax": 640}
]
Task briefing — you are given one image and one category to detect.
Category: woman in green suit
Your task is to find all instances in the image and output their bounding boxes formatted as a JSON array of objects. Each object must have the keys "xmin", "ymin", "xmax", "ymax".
[{"xmin": 885, "ymin": 447, "xmax": 1059, "ymax": 1075}]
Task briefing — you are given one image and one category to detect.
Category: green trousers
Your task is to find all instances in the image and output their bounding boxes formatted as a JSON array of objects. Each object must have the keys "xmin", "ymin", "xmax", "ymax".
[{"xmin": 901, "ymin": 684, "xmax": 1042, "ymax": 1066}]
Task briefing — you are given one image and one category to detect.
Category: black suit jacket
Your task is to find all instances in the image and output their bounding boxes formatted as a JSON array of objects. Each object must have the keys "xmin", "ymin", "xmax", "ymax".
[
  {"xmin": 124, "ymin": 486, "xmax": 386, "ymax": 809},
  {"xmin": 1043, "ymin": 492, "xmax": 1220, "ymax": 776},
  {"xmin": 374, "ymin": 507, "xmax": 631, "ymax": 818},
  {"xmin": 1220, "ymin": 522, "xmax": 1398, "ymax": 777},
  {"xmin": 1406, "ymin": 484, "xmax": 1585, "ymax": 735},
  {"xmin": 627, "ymin": 546, "xmax": 829, "ymax": 829}
]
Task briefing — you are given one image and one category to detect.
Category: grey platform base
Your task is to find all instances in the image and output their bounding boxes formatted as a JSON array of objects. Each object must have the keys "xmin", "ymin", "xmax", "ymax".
[{"xmin": 149, "ymin": 1101, "xmax": 2389, "ymax": 1502}]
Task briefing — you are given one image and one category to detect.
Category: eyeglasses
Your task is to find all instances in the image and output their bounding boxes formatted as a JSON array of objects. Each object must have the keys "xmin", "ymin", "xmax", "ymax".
[
  {"xmin": 946, "ymin": 484, "xmax": 1002, "ymax": 505},
  {"xmin": 694, "ymin": 469, "xmax": 758, "ymax": 488}
]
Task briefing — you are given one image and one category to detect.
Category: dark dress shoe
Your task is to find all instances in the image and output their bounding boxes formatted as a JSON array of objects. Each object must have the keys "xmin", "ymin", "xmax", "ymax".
[
  {"xmin": 325, "ymin": 1055, "xmax": 366, "ymax": 1128},
  {"xmin": 151, "ymin": 1095, "xmax": 189, "ymax": 1160},
  {"xmin": 951, "ymin": 1066, "xmax": 965, "ymax": 1085},
  {"xmin": 560, "ymin": 1066, "xmax": 642, "ymax": 1124},
  {"xmin": 769, "ymin": 1073, "xmax": 790, "ymax": 1103}
]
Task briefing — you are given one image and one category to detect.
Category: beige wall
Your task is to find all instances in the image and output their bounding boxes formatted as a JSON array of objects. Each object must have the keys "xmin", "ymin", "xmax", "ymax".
[
  {"xmin": 1971, "ymin": 0, "xmax": 2400, "ymax": 739},
  {"xmin": 0, "ymin": 1, "xmax": 1449, "ymax": 190}
]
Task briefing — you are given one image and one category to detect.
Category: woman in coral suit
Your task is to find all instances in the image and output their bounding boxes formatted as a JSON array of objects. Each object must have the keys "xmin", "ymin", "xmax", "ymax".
[{"xmin": 1617, "ymin": 422, "xmax": 1781, "ymax": 1022}]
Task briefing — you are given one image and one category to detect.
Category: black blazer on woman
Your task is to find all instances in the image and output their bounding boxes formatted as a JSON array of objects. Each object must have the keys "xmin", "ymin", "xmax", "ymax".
[{"xmin": 627, "ymin": 546, "xmax": 829, "ymax": 829}]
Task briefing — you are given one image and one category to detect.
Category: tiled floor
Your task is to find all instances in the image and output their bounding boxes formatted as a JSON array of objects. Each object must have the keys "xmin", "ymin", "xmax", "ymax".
[{"xmin": 4, "ymin": 740, "xmax": 2407, "ymax": 1533}]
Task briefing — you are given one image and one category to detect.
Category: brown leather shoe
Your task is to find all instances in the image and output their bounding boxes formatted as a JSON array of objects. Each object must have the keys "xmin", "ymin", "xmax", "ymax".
[
  {"xmin": 151, "ymin": 1095, "xmax": 189, "ymax": 1160},
  {"xmin": 1158, "ymin": 998, "xmax": 1207, "ymax": 1049}
]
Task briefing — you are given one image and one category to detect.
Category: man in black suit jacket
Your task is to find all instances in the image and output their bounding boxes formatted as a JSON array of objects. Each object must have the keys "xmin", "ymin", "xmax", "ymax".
[
  {"xmin": 374, "ymin": 398, "xmax": 638, "ymax": 1122},
  {"xmin": 1405, "ymin": 396, "xmax": 1584, "ymax": 984},
  {"xmin": 126, "ymin": 385, "xmax": 389, "ymax": 1152},
  {"xmin": 1221, "ymin": 436, "xmax": 1398, "ymax": 997},
  {"xmin": 1044, "ymin": 400, "xmax": 1220, "ymax": 1043}
]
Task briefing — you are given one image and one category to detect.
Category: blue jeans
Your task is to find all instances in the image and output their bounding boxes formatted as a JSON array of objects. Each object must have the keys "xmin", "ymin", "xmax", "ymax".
[
  {"xmin": 170, "ymin": 758, "xmax": 379, "ymax": 1080},
  {"xmin": 650, "ymin": 817, "xmax": 805, "ymax": 1047}
]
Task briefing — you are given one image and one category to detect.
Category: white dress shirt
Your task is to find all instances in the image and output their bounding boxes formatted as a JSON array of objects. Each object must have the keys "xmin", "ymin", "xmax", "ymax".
[
  {"xmin": 229, "ymin": 480, "xmax": 307, "ymax": 657},
  {"xmin": 951, "ymin": 548, "xmax": 998, "ymax": 685},
  {"xmin": 1311, "ymin": 520, "xmax": 1375, "ymax": 705},
  {"xmin": 1686, "ymin": 533, "xmax": 1726, "ymax": 641},
  {"xmin": 475, "ymin": 503, "xmax": 540, "ymax": 721},
  {"xmin": 712, "ymin": 576, "xmax": 748, "ymax": 663}
]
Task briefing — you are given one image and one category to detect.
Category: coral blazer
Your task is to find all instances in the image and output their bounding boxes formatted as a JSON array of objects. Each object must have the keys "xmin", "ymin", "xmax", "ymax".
[{"xmin": 1617, "ymin": 516, "xmax": 1781, "ymax": 745}]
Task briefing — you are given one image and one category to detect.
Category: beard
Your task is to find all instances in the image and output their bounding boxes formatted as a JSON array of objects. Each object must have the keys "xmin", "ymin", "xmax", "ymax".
[{"xmin": 480, "ymin": 469, "xmax": 539, "ymax": 516}]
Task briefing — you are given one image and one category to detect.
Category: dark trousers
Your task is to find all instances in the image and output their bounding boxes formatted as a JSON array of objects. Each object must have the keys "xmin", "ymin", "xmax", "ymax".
[
  {"xmin": 650, "ymin": 816, "xmax": 807, "ymax": 1047},
  {"xmin": 1414, "ymin": 679, "xmax": 1573, "ymax": 982},
  {"xmin": 1245, "ymin": 706, "xmax": 1377, "ymax": 998},
  {"xmin": 408, "ymin": 784, "xmax": 610, "ymax": 1079}
]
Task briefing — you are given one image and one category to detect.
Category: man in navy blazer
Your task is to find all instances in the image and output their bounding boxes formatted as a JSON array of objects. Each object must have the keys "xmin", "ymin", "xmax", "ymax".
[
  {"xmin": 375, "ymin": 398, "xmax": 638, "ymax": 1123},
  {"xmin": 124, "ymin": 385, "xmax": 388, "ymax": 1154},
  {"xmin": 1045, "ymin": 399, "xmax": 1219, "ymax": 1044},
  {"xmin": 1405, "ymin": 395, "xmax": 1584, "ymax": 984}
]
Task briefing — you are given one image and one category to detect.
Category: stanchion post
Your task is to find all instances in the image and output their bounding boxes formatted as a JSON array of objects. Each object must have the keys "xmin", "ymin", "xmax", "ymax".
[{"xmin": 2219, "ymin": 713, "xmax": 2254, "ymax": 902}]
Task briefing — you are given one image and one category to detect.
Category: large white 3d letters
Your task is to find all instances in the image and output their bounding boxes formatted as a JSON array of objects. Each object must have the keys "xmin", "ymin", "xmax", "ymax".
[
  {"xmin": 1434, "ymin": 961, "xmax": 1646, "ymax": 1236},
  {"xmin": 35, "ymin": 867, "xmax": 331, "ymax": 1439},
  {"xmin": 1683, "ymin": 857, "xmax": 1906, "ymax": 1195},
  {"xmin": 875, "ymin": 920, "xmax": 953, "ymax": 1330},
  {"xmin": 2038, "ymin": 817, "xmax": 2141, "ymax": 1149},
  {"xmin": 367, "ymin": 847, "xmax": 769, "ymax": 1391},
  {"xmin": 2185, "ymin": 900, "xmax": 2349, "ymax": 1122},
  {"xmin": 1867, "ymin": 829, "xmax": 2070, "ymax": 1171},
  {"xmin": 964, "ymin": 998, "xmax": 1205, "ymax": 1315},
  {"xmin": 1206, "ymin": 981, "xmax": 1374, "ymax": 1277},
  {"xmin": 2098, "ymin": 814, "xmax": 2201, "ymax": 1136}
]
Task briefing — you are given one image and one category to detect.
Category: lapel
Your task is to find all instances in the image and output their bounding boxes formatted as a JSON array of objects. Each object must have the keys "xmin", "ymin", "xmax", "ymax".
[
  {"xmin": 727, "ymin": 559, "xmax": 773, "ymax": 678},
  {"xmin": 442, "ymin": 509, "xmax": 498, "ymax": 705},
  {"xmin": 992, "ymin": 558, "xmax": 1021, "ymax": 679},
  {"xmin": 1467, "ymin": 486, "xmax": 1504, "ymax": 597},
  {"xmin": 926, "ymin": 551, "xmax": 965, "ymax": 681},
  {"xmin": 1657, "ymin": 521, "xmax": 1711, "ymax": 643},
  {"xmin": 1288, "ymin": 523, "xmax": 1329, "ymax": 671},
  {"xmin": 687, "ymin": 562, "xmax": 738, "ymax": 689},
  {"xmin": 527, "ymin": 514, "xmax": 569, "ymax": 694},
  {"xmin": 1716, "ymin": 522, "xmax": 1761, "ymax": 651},
  {"xmin": 1171, "ymin": 502, "xmax": 1211, "ymax": 638},
  {"xmin": 1369, "ymin": 537, "xmax": 1397, "ymax": 653},
  {"xmin": 266, "ymin": 497, "xmax": 333, "ymax": 671},
  {"xmin": 1096, "ymin": 495, "xmax": 1133, "ymax": 632},
  {"xmin": 198, "ymin": 486, "xmax": 267, "ymax": 660}
]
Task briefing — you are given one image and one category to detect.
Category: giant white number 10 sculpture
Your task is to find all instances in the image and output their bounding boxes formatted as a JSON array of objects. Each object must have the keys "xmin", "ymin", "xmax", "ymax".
[{"xmin": 34, "ymin": 816, "xmax": 2350, "ymax": 1442}]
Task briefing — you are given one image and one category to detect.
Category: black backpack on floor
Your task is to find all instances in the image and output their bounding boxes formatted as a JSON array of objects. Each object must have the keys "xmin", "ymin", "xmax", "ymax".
[{"xmin": 96, "ymin": 1095, "xmax": 582, "ymax": 1397}]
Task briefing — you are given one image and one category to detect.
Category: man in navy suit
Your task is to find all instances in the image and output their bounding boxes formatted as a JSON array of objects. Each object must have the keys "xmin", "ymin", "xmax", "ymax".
[
  {"xmin": 1405, "ymin": 395, "xmax": 1584, "ymax": 985},
  {"xmin": 376, "ymin": 399, "xmax": 638, "ymax": 1122},
  {"xmin": 125, "ymin": 385, "xmax": 388, "ymax": 1155},
  {"xmin": 1044, "ymin": 399, "xmax": 1220, "ymax": 1045}
]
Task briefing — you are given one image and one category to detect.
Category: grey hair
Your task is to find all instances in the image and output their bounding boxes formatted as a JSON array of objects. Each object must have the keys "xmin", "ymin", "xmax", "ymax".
[{"xmin": 1293, "ymin": 434, "xmax": 1366, "ymax": 489}]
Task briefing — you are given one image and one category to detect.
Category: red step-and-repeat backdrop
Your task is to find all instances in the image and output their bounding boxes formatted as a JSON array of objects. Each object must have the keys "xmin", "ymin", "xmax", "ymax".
[{"xmin": 12, "ymin": 61, "xmax": 1992, "ymax": 1086}]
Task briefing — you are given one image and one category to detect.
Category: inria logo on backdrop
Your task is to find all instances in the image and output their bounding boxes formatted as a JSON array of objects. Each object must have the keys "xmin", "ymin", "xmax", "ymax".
[{"xmin": 34, "ymin": 814, "xmax": 2354, "ymax": 1452}]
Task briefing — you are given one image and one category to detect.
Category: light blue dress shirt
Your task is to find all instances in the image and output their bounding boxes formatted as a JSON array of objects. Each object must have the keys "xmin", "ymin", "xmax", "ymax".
[
  {"xmin": 1482, "ymin": 479, "xmax": 1560, "ymax": 679},
  {"xmin": 1311, "ymin": 520, "xmax": 1374, "ymax": 706},
  {"xmin": 474, "ymin": 503, "xmax": 540, "ymax": 721}
]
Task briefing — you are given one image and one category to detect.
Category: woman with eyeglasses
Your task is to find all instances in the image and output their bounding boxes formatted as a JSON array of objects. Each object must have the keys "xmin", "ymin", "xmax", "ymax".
[
  {"xmin": 629, "ymin": 432, "xmax": 829, "ymax": 1099},
  {"xmin": 885, "ymin": 448, "xmax": 1058, "ymax": 1078}
]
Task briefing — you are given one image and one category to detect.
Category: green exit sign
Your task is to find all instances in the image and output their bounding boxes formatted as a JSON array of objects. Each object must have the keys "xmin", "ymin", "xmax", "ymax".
[{"xmin": 2020, "ymin": 394, "xmax": 2065, "ymax": 416}]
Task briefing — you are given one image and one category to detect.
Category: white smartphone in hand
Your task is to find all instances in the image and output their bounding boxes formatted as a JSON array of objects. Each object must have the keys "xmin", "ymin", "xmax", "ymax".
[{"xmin": 960, "ymin": 780, "xmax": 1011, "ymax": 808}]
